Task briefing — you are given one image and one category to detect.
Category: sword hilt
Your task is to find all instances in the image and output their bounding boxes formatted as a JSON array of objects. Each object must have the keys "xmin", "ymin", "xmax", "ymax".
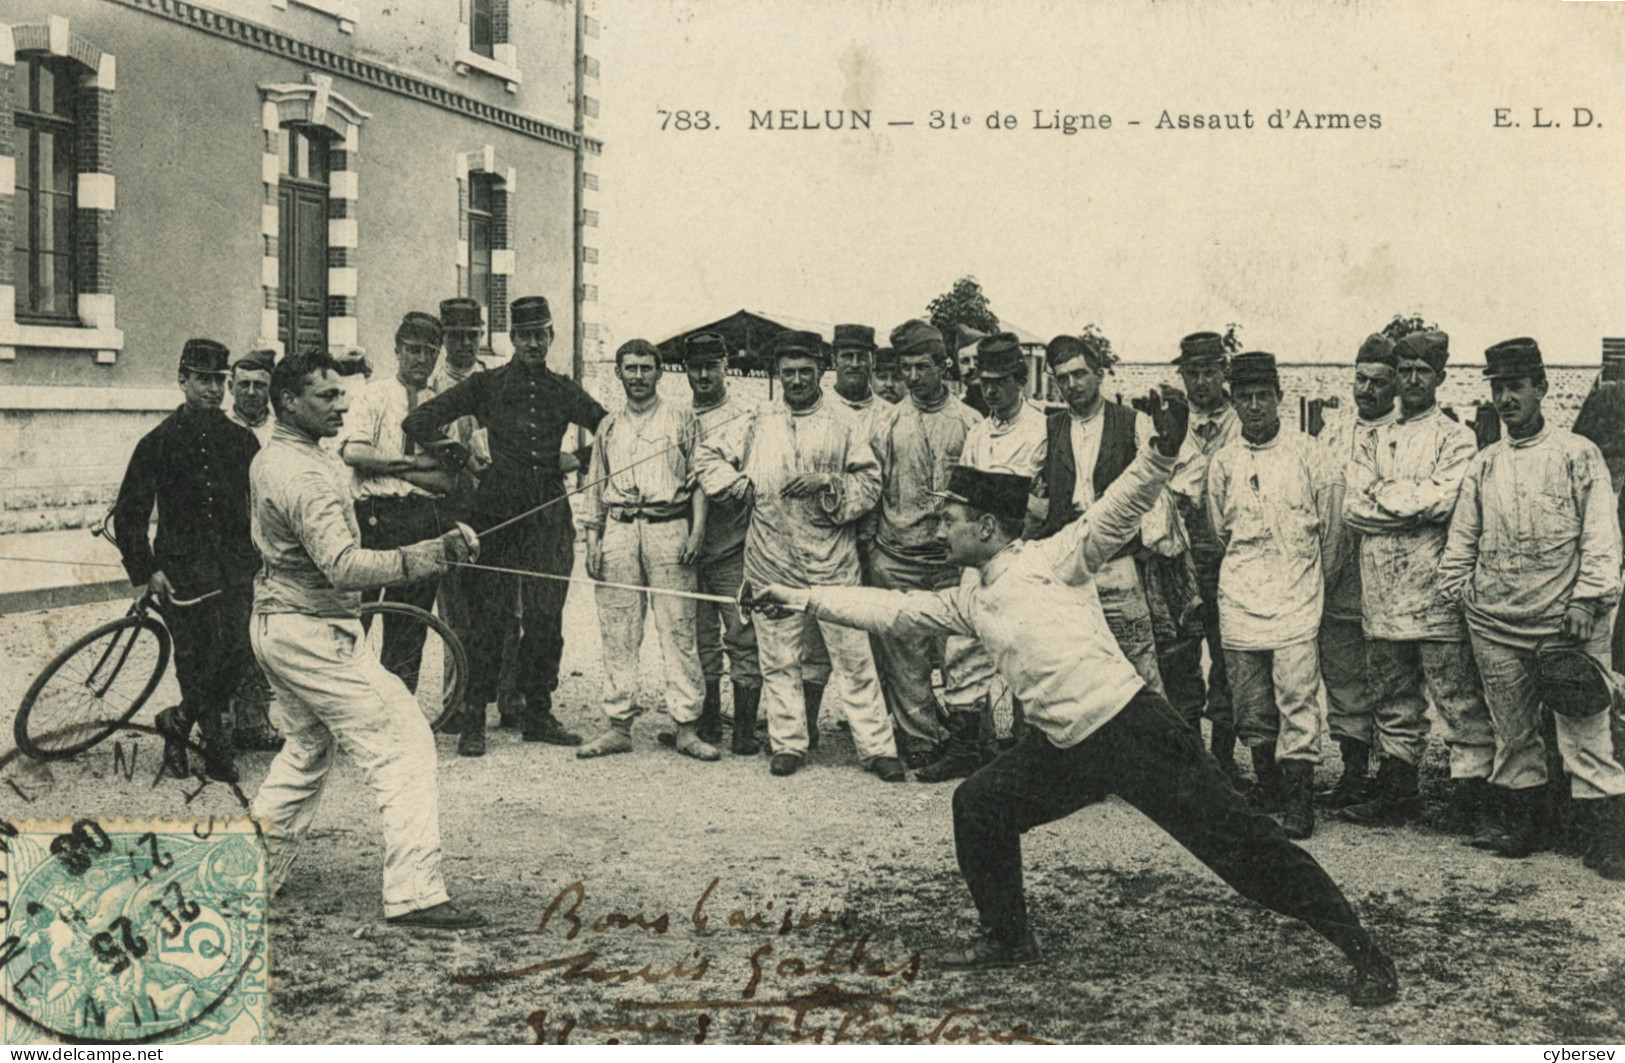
[{"xmin": 737, "ymin": 580, "xmax": 755, "ymax": 627}]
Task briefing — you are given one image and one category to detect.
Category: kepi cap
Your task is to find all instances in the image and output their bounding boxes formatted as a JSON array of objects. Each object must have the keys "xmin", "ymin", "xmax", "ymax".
[
  {"xmin": 511, "ymin": 296, "xmax": 552, "ymax": 329},
  {"xmin": 439, "ymin": 297, "xmax": 484, "ymax": 330},
  {"xmin": 832, "ymin": 324, "xmax": 876, "ymax": 351},
  {"xmin": 180, "ymin": 338, "xmax": 230, "ymax": 376},
  {"xmin": 872, "ymin": 346, "xmax": 898, "ymax": 368},
  {"xmin": 1483, "ymin": 337, "xmax": 1545, "ymax": 380},
  {"xmin": 397, "ymin": 311, "xmax": 443, "ymax": 345},
  {"xmin": 976, "ymin": 332, "xmax": 1025, "ymax": 378},
  {"xmin": 1228, "ymin": 350, "xmax": 1280, "ymax": 389},
  {"xmin": 684, "ymin": 331, "xmax": 729, "ymax": 365},
  {"xmin": 772, "ymin": 330, "xmax": 825, "ymax": 362},
  {"xmin": 931, "ymin": 465, "xmax": 1032, "ymax": 524},
  {"xmin": 1175, "ymin": 332, "xmax": 1228, "ymax": 366}
]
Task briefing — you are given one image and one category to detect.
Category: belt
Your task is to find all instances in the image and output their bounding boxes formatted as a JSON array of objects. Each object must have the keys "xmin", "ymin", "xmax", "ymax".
[{"xmin": 609, "ymin": 507, "xmax": 688, "ymax": 524}]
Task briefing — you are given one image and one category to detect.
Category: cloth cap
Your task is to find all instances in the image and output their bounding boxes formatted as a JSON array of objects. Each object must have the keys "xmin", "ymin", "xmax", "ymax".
[
  {"xmin": 1483, "ymin": 337, "xmax": 1545, "ymax": 380},
  {"xmin": 1356, "ymin": 332, "xmax": 1397, "ymax": 367},
  {"xmin": 1228, "ymin": 351, "xmax": 1280, "ymax": 390},
  {"xmin": 683, "ymin": 331, "xmax": 728, "ymax": 365},
  {"xmin": 976, "ymin": 332, "xmax": 1026, "ymax": 378},
  {"xmin": 832, "ymin": 324, "xmax": 876, "ymax": 351},
  {"xmin": 932, "ymin": 465, "xmax": 1032, "ymax": 524},
  {"xmin": 616, "ymin": 338, "xmax": 661, "ymax": 363},
  {"xmin": 233, "ymin": 348, "xmax": 276, "ymax": 374},
  {"xmin": 772, "ymin": 330, "xmax": 825, "ymax": 362},
  {"xmin": 1395, "ymin": 330, "xmax": 1449, "ymax": 372},
  {"xmin": 1175, "ymin": 331, "xmax": 1227, "ymax": 366},
  {"xmin": 179, "ymin": 338, "xmax": 230, "ymax": 375},
  {"xmin": 439, "ymin": 298, "xmax": 484, "ymax": 330},
  {"xmin": 511, "ymin": 296, "xmax": 552, "ymax": 329},
  {"xmin": 872, "ymin": 345, "xmax": 898, "ymax": 368},
  {"xmin": 890, "ymin": 319, "xmax": 947, "ymax": 361},
  {"xmin": 955, "ymin": 325, "xmax": 988, "ymax": 353},
  {"xmin": 1045, "ymin": 334, "xmax": 1104, "ymax": 374},
  {"xmin": 397, "ymin": 311, "xmax": 443, "ymax": 345}
]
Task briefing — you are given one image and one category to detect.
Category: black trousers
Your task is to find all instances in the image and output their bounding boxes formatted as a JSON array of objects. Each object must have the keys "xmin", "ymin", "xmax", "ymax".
[
  {"xmin": 465, "ymin": 499, "xmax": 576, "ymax": 711},
  {"xmin": 356, "ymin": 495, "xmax": 445, "ymax": 691},
  {"xmin": 952, "ymin": 688, "xmax": 1362, "ymax": 949},
  {"xmin": 164, "ymin": 580, "xmax": 254, "ymax": 744},
  {"xmin": 1158, "ymin": 559, "xmax": 1232, "ymax": 730}
]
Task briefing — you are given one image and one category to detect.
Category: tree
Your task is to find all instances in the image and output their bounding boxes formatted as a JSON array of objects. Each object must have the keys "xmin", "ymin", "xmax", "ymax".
[
  {"xmin": 1221, "ymin": 323, "xmax": 1244, "ymax": 354},
  {"xmin": 926, "ymin": 276, "xmax": 1000, "ymax": 348},
  {"xmin": 1380, "ymin": 312, "xmax": 1438, "ymax": 342}
]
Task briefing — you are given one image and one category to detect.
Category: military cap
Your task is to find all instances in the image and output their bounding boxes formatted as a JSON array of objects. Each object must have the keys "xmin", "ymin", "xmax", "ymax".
[
  {"xmin": 1483, "ymin": 337, "xmax": 1545, "ymax": 380},
  {"xmin": 1356, "ymin": 332, "xmax": 1397, "ymax": 367},
  {"xmin": 179, "ymin": 338, "xmax": 231, "ymax": 375},
  {"xmin": 1228, "ymin": 351, "xmax": 1280, "ymax": 390},
  {"xmin": 397, "ymin": 311, "xmax": 443, "ymax": 345},
  {"xmin": 1174, "ymin": 331, "xmax": 1227, "ymax": 366},
  {"xmin": 1045, "ymin": 334, "xmax": 1104, "ymax": 375},
  {"xmin": 439, "ymin": 297, "xmax": 484, "ymax": 330},
  {"xmin": 772, "ymin": 330, "xmax": 824, "ymax": 362},
  {"xmin": 233, "ymin": 348, "xmax": 276, "ymax": 374},
  {"xmin": 872, "ymin": 345, "xmax": 898, "ymax": 368},
  {"xmin": 1395, "ymin": 329, "xmax": 1449, "ymax": 372},
  {"xmin": 832, "ymin": 324, "xmax": 876, "ymax": 351},
  {"xmin": 976, "ymin": 332, "xmax": 1026, "ymax": 378},
  {"xmin": 890, "ymin": 319, "xmax": 947, "ymax": 361},
  {"xmin": 511, "ymin": 296, "xmax": 552, "ymax": 329},
  {"xmin": 931, "ymin": 464, "xmax": 1032, "ymax": 524},
  {"xmin": 684, "ymin": 331, "xmax": 729, "ymax": 365},
  {"xmin": 955, "ymin": 325, "xmax": 988, "ymax": 352}
]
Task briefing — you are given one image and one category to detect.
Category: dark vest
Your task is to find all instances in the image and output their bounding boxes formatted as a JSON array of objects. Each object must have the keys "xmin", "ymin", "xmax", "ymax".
[{"xmin": 1034, "ymin": 401, "xmax": 1138, "ymax": 547}]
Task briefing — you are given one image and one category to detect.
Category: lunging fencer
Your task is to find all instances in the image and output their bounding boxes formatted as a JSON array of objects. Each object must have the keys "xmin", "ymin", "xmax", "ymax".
[{"xmin": 755, "ymin": 385, "xmax": 1400, "ymax": 1007}]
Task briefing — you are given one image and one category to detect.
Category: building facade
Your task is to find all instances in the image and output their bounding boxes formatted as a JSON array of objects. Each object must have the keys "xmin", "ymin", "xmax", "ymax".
[{"xmin": 0, "ymin": 0, "xmax": 603, "ymax": 535}]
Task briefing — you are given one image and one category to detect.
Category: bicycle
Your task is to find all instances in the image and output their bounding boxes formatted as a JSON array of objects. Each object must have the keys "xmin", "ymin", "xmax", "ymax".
[{"xmin": 13, "ymin": 512, "xmax": 469, "ymax": 761}]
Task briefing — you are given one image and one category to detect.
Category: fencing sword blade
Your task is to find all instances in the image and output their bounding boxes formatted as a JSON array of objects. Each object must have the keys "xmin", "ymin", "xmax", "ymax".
[{"xmin": 444, "ymin": 559, "xmax": 790, "ymax": 610}]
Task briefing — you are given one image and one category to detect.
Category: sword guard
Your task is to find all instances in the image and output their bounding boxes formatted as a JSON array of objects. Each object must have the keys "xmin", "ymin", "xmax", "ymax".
[
  {"xmin": 737, "ymin": 580, "xmax": 755, "ymax": 627},
  {"xmin": 455, "ymin": 522, "xmax": 481, "ymax": 564}
]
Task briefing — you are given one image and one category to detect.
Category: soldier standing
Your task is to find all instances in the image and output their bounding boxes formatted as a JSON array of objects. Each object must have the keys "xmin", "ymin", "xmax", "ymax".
[
  {"xmin": 404, "ymin": 296, "xmax": 606, "ymax": 746},
  {"xmin": 114, "ymin": 339, "xmax": 259, "ymax": 783}
]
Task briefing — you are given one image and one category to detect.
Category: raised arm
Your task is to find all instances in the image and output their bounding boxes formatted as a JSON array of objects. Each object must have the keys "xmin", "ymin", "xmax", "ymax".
[{"xmin": 1044, "ymin": 446, "xmax": 1178, "ymax": 585}]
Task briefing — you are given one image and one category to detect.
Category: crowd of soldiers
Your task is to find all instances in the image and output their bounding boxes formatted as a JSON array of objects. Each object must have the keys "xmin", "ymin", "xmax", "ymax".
[{"xmin": 111, "ymin": 293, "xmax": 1625, "ymax": 932}]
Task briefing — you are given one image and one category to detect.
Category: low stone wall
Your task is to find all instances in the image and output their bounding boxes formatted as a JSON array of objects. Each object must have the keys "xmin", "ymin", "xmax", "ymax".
[{"xmin": 0, "ymin": 408, "xmax": 165, "ymax": 535}]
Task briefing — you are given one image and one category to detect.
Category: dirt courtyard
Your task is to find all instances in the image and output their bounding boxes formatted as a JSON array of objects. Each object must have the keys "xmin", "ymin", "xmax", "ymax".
[{"xmin": 3, "ymin": 571, "xmax": 1624, "ymax": 1044}]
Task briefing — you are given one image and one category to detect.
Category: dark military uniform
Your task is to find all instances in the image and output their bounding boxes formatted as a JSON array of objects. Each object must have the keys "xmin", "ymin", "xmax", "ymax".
[
  {"xmin": 403, "ymin": 357, "xmax": 607, "ymax": 729},
  {"xmin": 114, "ymin": 400, "xmax": 260, "ymax": 771}
]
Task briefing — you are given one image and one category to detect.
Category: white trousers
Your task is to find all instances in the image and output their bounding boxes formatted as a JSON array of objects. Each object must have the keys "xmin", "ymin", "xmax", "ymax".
[
  {"xmin": 250, "ymin": 612, "xmax": 449, "ymax": 919},
  {"xmin": 755, "ymin": 609, "xmax": 898, "ymax": 763},
  {"xmin": 594, "ymin": 518, "xmax": 705, "ymax": 724}
]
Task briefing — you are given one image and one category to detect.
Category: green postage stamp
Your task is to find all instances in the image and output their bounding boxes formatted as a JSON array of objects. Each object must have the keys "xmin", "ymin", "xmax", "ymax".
[{"xmin": 0, "ymin": 817, "xmax": 269, "ymax": 1045}]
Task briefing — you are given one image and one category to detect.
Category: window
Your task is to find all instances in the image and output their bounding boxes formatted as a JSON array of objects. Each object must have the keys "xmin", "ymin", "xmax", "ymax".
[
  {"xmin": 469, "ymin": 0, "xmax": 495, "ymax": 59},
  {"xmin": 276, "ymin": 124, "xmax": 333, "ymax": 354},
  {"xmin": 467, "ymin": 172, "xmax": 495, "ymax": 318},
  {"xmin": 12, "ymin": 55, "xmax": 78, "ymax": 323}
]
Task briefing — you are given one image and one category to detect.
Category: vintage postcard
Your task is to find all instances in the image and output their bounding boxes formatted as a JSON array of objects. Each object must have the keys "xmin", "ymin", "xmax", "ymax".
[{"xmin": 1, "ymin": 0, "xmax": 1623, "ymax": 1048}]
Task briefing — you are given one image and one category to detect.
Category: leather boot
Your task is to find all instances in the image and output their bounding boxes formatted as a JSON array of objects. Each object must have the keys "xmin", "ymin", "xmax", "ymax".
[
  {"xmin": 1280, "ymin": 760, "xmax": 1316, "ymax": 839},
  {"xmin": 457, "ymin": 700, "xmax": 486, "ymax": 757},
  {"xmin": 1453, "ymin": 777, "xmax": 1500, "ymax": 845},
  {"xmin": 1249, "ymin": 745, "xmax": 1283, "ymax": 812},
  {"xmin": 155, "ymin": 705, "xmax": 192, "ymax": 780},
  {"xmin": 915, "ymin": 712, "xmax": 982, "ymax": 783},
  {"xmin": 1320, "ymin": 923, "xmax": 1400, "ymax": 1007},
  {"xmin": 697, "ymin": 681, "xmax": 724, "ymax": 746},
  {"xmin": 1210, "ymin": 719, "xmax": 1241, "ymax": 780},
  {"xmin": 731, "ymin": 684, "xmax": 762, "ymax": 755},
  {"xmin": 1487, "ymin": 786, "xmax": 1546, "ymax": 859},
  {"xmin": 803, "ymin": 682, "xmax": 825, "ymax": 752},
  {"xmin": 523, "ymin": 692, "xmax": 583, "ymax": 746},
  {"xmin": 1340, "ymin": 758, "xmax": 1423, "ymax": 826},
  {"xmin": 1318, "ymin": 737, "xmax": 1372, "ymax": 810},
  {"xmin": 196, "ymin": 704, "xmax": 239, "ymax": 785},
  {"xmin": 1584, "ymin": 795, "xmax": 1625, "ymax": 880}
]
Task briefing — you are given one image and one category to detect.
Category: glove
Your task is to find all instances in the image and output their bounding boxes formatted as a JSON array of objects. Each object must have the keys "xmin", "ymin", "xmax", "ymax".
[
  {"xmin": 1146, "ymin": 385, "xmax": 1190, "ymax": 457},
  {"xmin": 440, "ymin": 523, "xmax": 480, "ymax": 564}
]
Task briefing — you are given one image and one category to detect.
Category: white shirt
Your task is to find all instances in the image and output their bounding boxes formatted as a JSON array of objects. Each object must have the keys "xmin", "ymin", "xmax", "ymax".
[
  {"xmin": 961, "ymin": 399, "xmax": 1048, "ymax": 478},
  {"xmin": 1069, "ymin": 402, "xmax": 1158, "ymax": 511},
  {"xmin": 341, "ymin": 376, "xmax": 441, "ymax": 499},
  {"xmin": 228, "ymin": 406, "xmax": 276, "ymax": 448}
]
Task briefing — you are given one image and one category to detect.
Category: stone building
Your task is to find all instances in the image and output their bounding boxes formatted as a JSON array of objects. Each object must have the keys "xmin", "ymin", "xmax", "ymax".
[{"xmin": 0, "ymin": 0, "xmax": 603, "ymax": 535}]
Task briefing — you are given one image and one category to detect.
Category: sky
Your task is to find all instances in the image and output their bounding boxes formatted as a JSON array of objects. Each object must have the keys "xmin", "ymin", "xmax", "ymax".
[{"xmin": 592, "ymin": 0, "xmax": 1624, "ymax": 364}]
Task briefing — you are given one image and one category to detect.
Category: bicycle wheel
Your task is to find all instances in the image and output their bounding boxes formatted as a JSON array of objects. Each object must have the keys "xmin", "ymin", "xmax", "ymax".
[
  {"xmin": 16, "ymin": 614, "xmax": 172, "ymax": 760},
  {"xmin": 358, "ymin": 601, "xmax": 467, "ymax": 732}
]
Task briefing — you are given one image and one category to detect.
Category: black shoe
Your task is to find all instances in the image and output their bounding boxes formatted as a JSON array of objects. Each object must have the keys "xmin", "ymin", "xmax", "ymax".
[
  {"xmin": 770, "ymin": 753, "xmax": 803, "ymax": 777},
  {"xmin": 871, "ymin": 756, "xmax": 906, "ymax": 783},
  {"xmin": 1279, "ymin": 760, "xmax": 1316, "ymax": 840},
  {"xmin": 386, "ymin": 901, "xmax": 489, "ymax": 930},
  {"xmin": 458, "ymin": 724, "xmax": 487, "ymax": 757},
  {"xmin": 497, "ymin": 690, "xmax": 522, "ymax": 730},
  {"xmin": 1248, "ymin": 745, "xmax": 1284, "ymax": 813},
  {"xmin": 1318, "ymin": 737, "xmax": 1373, "ymax": 810},
  {"xmin": 1487, "ymin": 787, "xmax": 1546, "ymax": 859},
  {"xmin": 201, "ymin": 754, "xmax": 240, "ymax": 785},
  {"xmin": 915, "ymin": 713, "xmax": 982, "ymax": 784},
  {"xmin": 803, "ymin": 682, "xmax": 825, "ymax": 752},
  {"xmin": 697, "ymin": 681, "xmax": 724, "ymax": 746},
  {"xmin": 1588, "ymin": 795, "xmax": 1625, "ymax": 880},
  {"xmin": 1340, "ymin": 758, "xmax": 1422, "ymax": 826},
  {"xmin": 1348, "ymin": 944, "xmax": 1399, "ymax": 1007},
  {"xmin": 935, "ymin": 931, "xmax": 1041, "ymax": 971},
  {"xmin": 902, "ymin": 740, "xmax": 944, "ymax": 772},
  {"xmin": 731, "ymin": 685, "xmax": 762, "ymax": 755},
  {"xmin": 523, "ymin": 713, "xmax": 583, "ymax": 746},
  {"xmin": 155, "ymin": 705, "xmax": 192, "ymax": 780}
]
